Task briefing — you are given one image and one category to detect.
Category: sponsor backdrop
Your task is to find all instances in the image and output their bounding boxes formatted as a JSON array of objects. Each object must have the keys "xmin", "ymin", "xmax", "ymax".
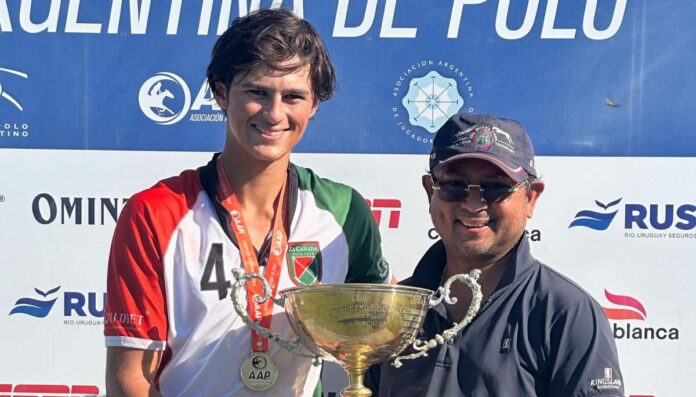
[{"xmin": 1, "ymin": 1, "xmax": 693, "ymax": 396}]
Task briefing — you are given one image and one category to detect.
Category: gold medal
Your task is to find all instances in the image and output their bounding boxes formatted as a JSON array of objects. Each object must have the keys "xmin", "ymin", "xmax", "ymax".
[{"xmin": 240, "ymin": 352, "xmax": 278, "ymax": 391}]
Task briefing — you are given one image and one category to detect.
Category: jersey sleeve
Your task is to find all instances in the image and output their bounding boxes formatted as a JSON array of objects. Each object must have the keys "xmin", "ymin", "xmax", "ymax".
[
  {"xmin": 548, "ymin": 297, "xmax": 625, "ymax": 397},
  {"xmin": 343, "ymin": 188, "xmax": 391, "ymax": 284},
  {"xmin": 104, "ymin": 192, "xmax": 168, "ymax": 351}
]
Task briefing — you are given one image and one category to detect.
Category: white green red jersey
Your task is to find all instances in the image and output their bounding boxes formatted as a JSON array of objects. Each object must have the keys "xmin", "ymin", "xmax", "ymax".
[{"xmin": 104, "ymin": 155, "xmax": 390, "ymax": 397}]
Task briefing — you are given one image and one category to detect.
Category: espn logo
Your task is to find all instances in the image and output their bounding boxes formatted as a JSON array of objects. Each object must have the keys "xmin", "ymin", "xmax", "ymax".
[{"xmin": 365, "ymin": 199, "xmax": 401, "ymax": 229}]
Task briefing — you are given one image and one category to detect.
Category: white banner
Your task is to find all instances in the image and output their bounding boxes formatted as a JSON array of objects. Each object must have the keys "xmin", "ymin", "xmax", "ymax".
[{"xmin": 1, "ymin": 150, "xmax": 693, "ymax": 396}]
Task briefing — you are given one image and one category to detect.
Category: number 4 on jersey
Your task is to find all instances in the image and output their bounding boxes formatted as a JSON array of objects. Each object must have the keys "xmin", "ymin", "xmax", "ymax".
[{"xmin": 200, "ymin": 243, "xmax": 230, "ymax": 300}]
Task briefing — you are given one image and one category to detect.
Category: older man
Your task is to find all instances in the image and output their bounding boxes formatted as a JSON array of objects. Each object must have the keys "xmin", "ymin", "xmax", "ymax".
[{"xmin": 366, "ymin": 113, "xmax": 623, "ymax": 396}]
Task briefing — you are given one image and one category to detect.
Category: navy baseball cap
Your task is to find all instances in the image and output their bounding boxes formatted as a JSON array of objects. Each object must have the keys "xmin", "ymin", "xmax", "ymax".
[{"xmin": 429, "ymin": 113, "xmax": 539, "ymax": 183}]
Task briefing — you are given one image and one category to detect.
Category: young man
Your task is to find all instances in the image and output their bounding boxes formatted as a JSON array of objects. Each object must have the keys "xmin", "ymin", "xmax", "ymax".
[
  {"xmin": 105, "ymin": 9, "xmax": 390, "ymax": 397},
  {"xmin": 366, "ymin": 113, "xmax": 623, "ymax": 396}
]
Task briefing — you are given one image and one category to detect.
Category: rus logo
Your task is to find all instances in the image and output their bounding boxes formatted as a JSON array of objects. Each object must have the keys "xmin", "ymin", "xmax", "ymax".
[
  {"xmin": 569, "ymin": 198, "xmax": 622, "ymax": 230},
  {"xmin": 601, "ymin": 290, "xmax": 679, "ymax": 341},
  {"xmin": 9, "ymin": 286, "xmax": 105, "ymax": 319},
  {"xmin": 569, "ymin": 198, "xmax": 696, "ymax": 232}
]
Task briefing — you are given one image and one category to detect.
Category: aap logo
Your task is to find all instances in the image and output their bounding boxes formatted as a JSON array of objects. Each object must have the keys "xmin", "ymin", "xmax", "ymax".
[
  {"xmin": 252, "ymin": 355, "xmax": 267, "ymax": 370},
  {"xmin": 402, "ymin": 70, "xmax": 464, "ymax": 133},
  {"xmin": 569, "ymin": 198, "xmax": 622, "ymax": 230},
  {"xmin": 138, "ymin": 72, "xmax": 191, "ymax": 125},
  {"xmin": 0, "ymin": 67, "xmax": 28, "ymax": 111}
]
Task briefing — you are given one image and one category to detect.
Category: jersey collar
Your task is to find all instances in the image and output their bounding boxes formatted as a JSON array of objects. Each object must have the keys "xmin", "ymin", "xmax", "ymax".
[
  {"xmin": 405, "ymin": 235, "xmax": 538, "ymax": 298},
  {"xmin": 198, "ymin": 153, "xmax": 299, "ymax": 261}
]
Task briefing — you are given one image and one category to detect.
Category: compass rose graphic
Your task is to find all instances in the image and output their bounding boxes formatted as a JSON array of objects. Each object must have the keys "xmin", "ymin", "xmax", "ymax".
[{"xmin": 402, "ymin": 71, "xmax": 464, "ymax": 133}]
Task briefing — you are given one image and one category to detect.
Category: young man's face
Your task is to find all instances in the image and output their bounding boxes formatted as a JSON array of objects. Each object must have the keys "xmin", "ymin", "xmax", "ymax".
[
  {"xmin": 215, "ymin": 57, "xmax": 318, "ymax": 165},
  {"xmin": 423, "ymin": 158, "xmax": 543, "ymax": 266}
]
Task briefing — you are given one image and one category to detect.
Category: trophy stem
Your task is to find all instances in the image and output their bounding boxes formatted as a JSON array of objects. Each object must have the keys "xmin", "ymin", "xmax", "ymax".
[{"xmin": 340, "ymin": 364, "xmax": 372, "ymax": 397}]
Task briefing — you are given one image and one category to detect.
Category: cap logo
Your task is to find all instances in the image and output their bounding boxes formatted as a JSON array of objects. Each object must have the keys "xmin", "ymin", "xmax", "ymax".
[
  {"xmin": 453, "ymin": 124, "xmax": 516, "ymax": 154},
  {"xmin": 472, "ymin": 124, "xmax": 496, "ymax": 150}
]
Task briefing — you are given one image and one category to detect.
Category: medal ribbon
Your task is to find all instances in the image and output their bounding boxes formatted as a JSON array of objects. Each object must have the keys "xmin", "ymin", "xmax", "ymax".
[{"xmin": 216, "ymin": 158, "xmax": 287, "ymax": 353}]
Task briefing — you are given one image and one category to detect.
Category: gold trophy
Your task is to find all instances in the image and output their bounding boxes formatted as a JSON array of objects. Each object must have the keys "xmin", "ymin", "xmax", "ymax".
[{"xmin": 230, "ymin": 268, "xmax": 482, "ymax": 397}]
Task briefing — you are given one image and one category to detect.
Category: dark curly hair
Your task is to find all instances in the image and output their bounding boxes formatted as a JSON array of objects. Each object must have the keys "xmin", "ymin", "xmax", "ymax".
[{"xmin": 207, "ymin": 8, "xmax": 336, "ymax": 103}]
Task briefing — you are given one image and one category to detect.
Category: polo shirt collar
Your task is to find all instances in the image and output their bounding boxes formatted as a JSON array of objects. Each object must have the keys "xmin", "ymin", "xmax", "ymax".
[{"xmin": 407, "ymin": 235, "xmax": 536, "ymax": 296}]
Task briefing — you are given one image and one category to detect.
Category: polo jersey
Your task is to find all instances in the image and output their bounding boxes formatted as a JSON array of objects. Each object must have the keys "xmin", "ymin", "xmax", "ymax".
[
  {"xmin": 366, "ymin": 237, "xmax": 624, "ymax": 397},
  {"xmin": 105, "ymin": 156, "xmax": 390, "ymax": 397}
]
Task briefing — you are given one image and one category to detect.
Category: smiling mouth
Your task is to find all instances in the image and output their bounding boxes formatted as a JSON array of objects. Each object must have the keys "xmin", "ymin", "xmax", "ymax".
[
  {"xmin": 459, "ymin": 219, "xmax": 494, "ymax": 228},
  {"xmin": 252, "ymin": 124, "xmax": 288, "ymax": 137}
]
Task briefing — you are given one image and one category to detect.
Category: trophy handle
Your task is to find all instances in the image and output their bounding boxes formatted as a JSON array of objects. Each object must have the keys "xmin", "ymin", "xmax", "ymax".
[
  {"xmin": 230, "ymin": 268, "xmax": 322, "ymax": 365},
  {"xmin": 392, "ymin": 269, "xmax": 482, "ymax": 368}
]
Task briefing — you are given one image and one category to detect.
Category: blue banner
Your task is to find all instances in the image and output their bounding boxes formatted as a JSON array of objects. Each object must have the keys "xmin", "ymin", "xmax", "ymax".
[{"xmin": 1, "ymin": 0, "xmax": 694, "ymax": 156}]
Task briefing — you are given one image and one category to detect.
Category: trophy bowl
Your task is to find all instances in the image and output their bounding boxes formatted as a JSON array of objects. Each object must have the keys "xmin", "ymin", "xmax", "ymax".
[
  {"xmin": 280, "ymin": 284, "xmax": 431, "ymax": 396},
  {"xmin": 230, "ymin": 269, "xmax": 482, "ymax": 397}
]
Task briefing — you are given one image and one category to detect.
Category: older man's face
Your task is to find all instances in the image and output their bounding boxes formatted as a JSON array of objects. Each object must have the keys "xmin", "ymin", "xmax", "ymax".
[{"xmin": 423, "ymin": 158, "xmax": 543, "ymax": 266}]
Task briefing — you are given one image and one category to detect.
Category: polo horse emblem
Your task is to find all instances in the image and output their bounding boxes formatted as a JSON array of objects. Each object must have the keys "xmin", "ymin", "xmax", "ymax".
[
  {"xmin": 143, "ymin": 81, "xmax": 175, "ymax": 115},
  {"xmin": 0, "ymin": 67, "xmax": 28, "ymax": 111}
]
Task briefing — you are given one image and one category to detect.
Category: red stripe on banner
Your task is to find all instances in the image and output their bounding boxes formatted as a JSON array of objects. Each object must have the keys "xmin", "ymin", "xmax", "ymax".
[
  {"xmin": 13, "ymin": 384, "xmax": 70, "ymax": 393},
  {"xmin": 0, "ymin": 382, "xmax": 11, "ymax": 397},
  {"xmin": 603, "ymin": 307, "xmax": 645, "ymax": 321},
  {"xmin": 71, "ymin": 385, "xmax": 100, "ymax": 393}
]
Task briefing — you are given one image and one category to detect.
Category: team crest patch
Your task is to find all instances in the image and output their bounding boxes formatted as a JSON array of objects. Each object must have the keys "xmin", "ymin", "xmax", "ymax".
[
  {"xmin": 287, "ymin": 242, "xmax": 322, "ymax": 286},
  {"xmin": 472, "ymin": 124, "xmax": 496, "ymax": 150},
  {"xmin": 455, "ymin": 123, "xmax": 516, "ymax": 153}
]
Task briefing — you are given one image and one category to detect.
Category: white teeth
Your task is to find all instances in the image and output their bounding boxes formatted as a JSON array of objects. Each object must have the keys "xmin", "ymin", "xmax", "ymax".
[
  {"xmin": 462, "ymin": 220, "xmax": 491, "ymax": 228},
  {"xmin": 253, "ymin": 125, "xmax": 286, "ymax": 135}
]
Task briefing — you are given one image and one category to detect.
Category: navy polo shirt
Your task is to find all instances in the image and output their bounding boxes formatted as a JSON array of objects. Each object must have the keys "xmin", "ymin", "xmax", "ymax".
[{"xmin": 366, "ymin": 237, "xmax": 624, "ymax": 397}]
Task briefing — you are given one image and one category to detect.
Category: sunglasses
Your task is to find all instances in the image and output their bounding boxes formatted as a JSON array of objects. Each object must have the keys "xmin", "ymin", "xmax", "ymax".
[{"xmin": 430, "ymin": 177, "xmax": 529, "ymax": 203}]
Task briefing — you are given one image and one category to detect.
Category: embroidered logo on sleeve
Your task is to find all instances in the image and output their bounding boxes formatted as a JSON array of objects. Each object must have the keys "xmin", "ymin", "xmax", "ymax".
[
  {"xmin": 590, "ymin": 367, "xmax": 623, "ymax": 391},
  {"xmin": 104, "ymin": 312, "xmax": 146, "ymax": 332},
  {"xmin": 500, "ymin": 323, "xmax": 514, "ymax": 353}
]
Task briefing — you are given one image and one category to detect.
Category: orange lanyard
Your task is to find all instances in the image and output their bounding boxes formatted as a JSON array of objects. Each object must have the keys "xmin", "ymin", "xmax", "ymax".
[{"xmin": 216, "ymin": 158, "xmax": 288, "ymax": 352}]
